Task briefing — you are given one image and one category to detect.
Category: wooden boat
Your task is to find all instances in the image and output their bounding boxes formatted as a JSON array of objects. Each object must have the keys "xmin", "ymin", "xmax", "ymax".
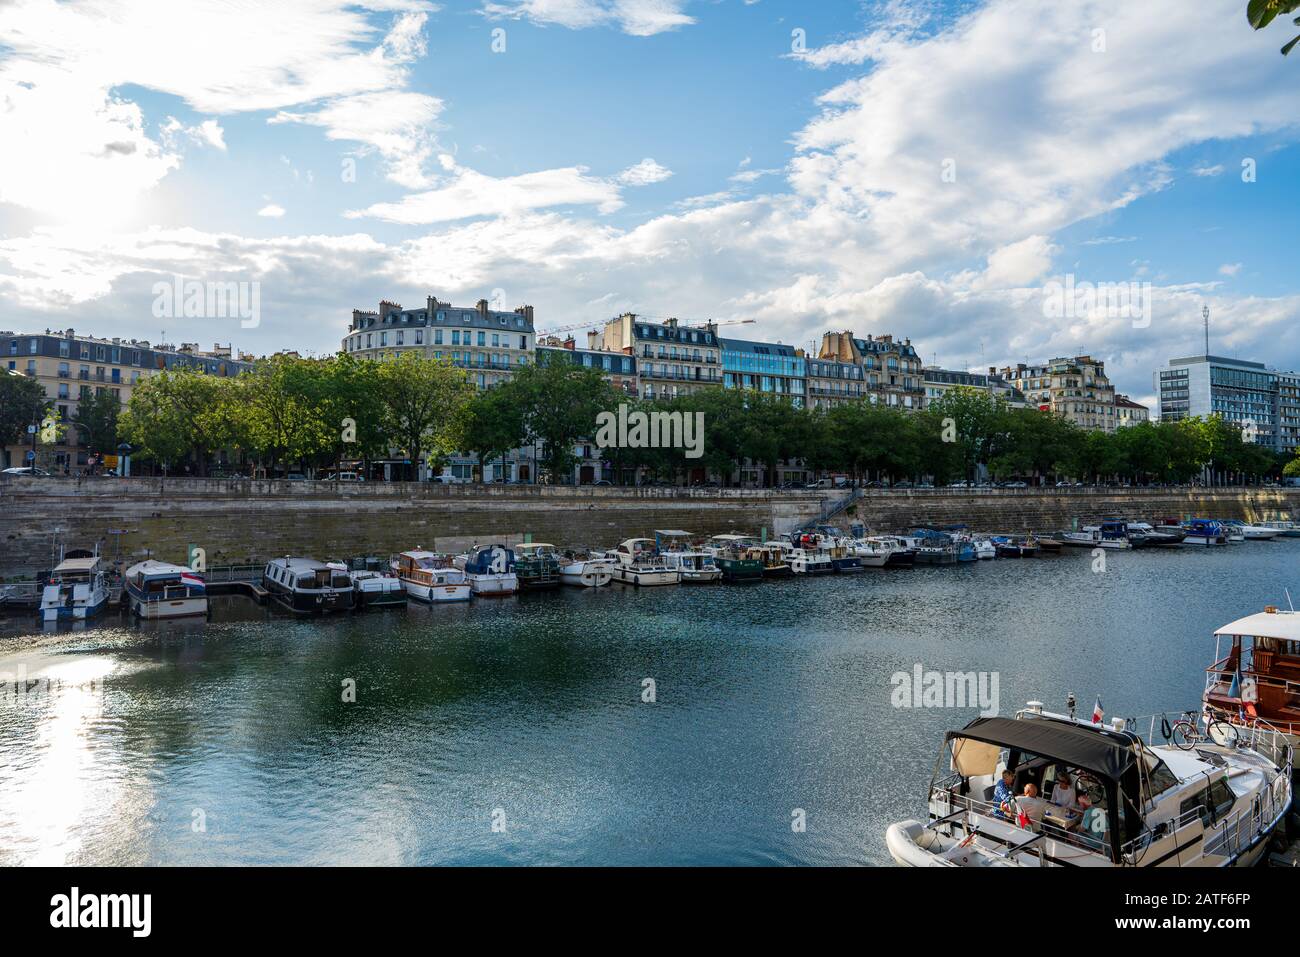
[
  {"xmin": 1203, "ymin": 605, "xmax": 1300, "ymax": 748},
  {"xmin": 610, "ymin": 539, "xmax": 680, "ymax": 587},
  {"xmin": 887, "ymin": 698, "xmax": 1291, "ymax": 868},
  {"xmin": 262, "ymin": 557, "xmax": 355, "ymax": 615},
  {"xmin": 396, "ymin": 550, "xmax": 472, "ymax": 603},
  {"xmin": 744, "ymin": 542, "xmax": 794, "ymax": 578},
  {"xmin": 655, "ymin": 530, "xmax": 722, "ymax": 583},
  {"xmin": 124, "ymin": 560, "xmax": 208, "ymax": 619},
  {"xmin": 513, "ymin": 543, "xmax": 563, "ymax": 591},
  {"xmin": 40, "ymin": 549, "xmax": 111, "ymax": 622}
]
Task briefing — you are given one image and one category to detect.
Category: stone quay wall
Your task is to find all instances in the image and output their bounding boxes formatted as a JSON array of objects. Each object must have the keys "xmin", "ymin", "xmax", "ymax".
[{"xmin": 1, "ymin": 476, "xmax": 1296, "ymax": 576}]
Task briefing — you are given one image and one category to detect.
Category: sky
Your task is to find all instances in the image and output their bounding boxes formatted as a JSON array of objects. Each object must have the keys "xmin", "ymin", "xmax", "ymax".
[{"xmin": 1, "ymin": 0, "xmax": 1298, "ymax": 408}]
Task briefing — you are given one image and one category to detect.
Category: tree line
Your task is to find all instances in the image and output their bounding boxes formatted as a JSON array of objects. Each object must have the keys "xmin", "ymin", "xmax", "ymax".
[{"xmin": 4, "ymin": 353, "xmax": 1297, "ymax": 485}]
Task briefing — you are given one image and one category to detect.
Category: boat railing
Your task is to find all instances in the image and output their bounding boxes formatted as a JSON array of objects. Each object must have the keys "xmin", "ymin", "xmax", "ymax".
[
  {"xmin": 1201, "ymin": 760, "xmax": 1291, "ymax": 860},
  {"xmin": 927, "ymin": 775, "xmax": 1106, "ymax": 864},
  {"xmin": 1203, "ymin": 662, "xmax": 1300, "ymax": 706},
  {"xmin": 203, "ymin": 564, "xmax": 265, "ymax": 584}
]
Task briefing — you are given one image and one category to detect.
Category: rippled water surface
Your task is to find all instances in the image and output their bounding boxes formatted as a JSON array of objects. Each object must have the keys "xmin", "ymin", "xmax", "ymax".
[{"xmin": 2, "ymin": 541, "xmax": 1297, "ymax": 865}]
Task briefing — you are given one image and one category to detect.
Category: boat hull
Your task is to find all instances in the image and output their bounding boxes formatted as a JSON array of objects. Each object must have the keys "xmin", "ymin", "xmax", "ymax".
[
  {"xmin": 40, "ymin": 592, "xmax": 109, "ymax": 622},
  {"xmin": 130, "ymin": 595, "xmax": 209, "ymax": 619},
  {"xmin": 404, "ymin": 580, "xmax": 473, "ymax": 603},
  {"xmin": 467, "ymin": 573, "xmax": 518, "ymax": 596},
  {"xmin": 262, "ymin": 578, "xmax": 355, "ymax": 615},
  {"xmin": 559, "ymin": 562, "xmax": 613, "ymax": 587},
  {"xmin": 611, "ymin": 566, "xmax": 680, "ymax": 587}
]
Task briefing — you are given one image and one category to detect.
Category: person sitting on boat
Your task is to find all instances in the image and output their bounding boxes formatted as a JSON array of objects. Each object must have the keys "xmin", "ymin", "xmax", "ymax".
[
  {"xmin": 1049, "ymin": 769, "xmax": 1077, "ymax": 811},
  {"xmin": 1013, "ymin": 783, "xmax": 1046, "ymax": 830},
  {"xmin": 1077, "ymin": 793, "xmax": 1108, "ymax": 849},
  {"xmin": 993, "ymin": 768, "xmax": 1017, "ymax": 817}
]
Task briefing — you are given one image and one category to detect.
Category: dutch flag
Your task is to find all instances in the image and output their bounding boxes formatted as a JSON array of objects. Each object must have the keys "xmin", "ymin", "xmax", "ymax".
[{"xmin": 180, "ymin": 572, "xmax": 206, "ymax": 592}]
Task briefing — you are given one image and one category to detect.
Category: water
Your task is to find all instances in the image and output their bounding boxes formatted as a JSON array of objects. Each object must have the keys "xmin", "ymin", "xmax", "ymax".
[{"xmin": 1, "ymin": 542, "xmax": 1297, "ymax": 866}]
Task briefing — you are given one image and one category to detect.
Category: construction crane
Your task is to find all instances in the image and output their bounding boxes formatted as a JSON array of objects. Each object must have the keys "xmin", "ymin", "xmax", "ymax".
[{"xmin": 536, "ymin": 316, "xmax": 756, "ymax": 338}]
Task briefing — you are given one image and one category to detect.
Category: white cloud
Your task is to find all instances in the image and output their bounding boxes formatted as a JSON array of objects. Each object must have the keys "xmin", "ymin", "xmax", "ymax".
[
  {"xmin": 348, "ymin": 166, "xmax": 625, "ymax": 224},
  {"xmin": 0, "ymin": 1, "xmax": 440, "ymax": 217},
  {"xmin": 617, "ymin": 158, "xmax": 673, "ymax": 186},
  {"xmin": 1219, "ymin": 262, "xmax": 1242, "ymax": 277},
  {"xmin": 1193, "ymin": 164, "xmax": 1226, "ymax": 177},
  {"xmin": 258, "ymin": 204, "xmax": 287, "ymax": 219},
  {"xmin": 481, "ymin": 0, "xmax": 694, "ymax": 36}
]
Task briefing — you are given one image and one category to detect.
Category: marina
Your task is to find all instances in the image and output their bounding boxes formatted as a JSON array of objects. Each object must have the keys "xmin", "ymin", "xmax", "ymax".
[{"xmin": 1, "ymin": 530, "xmax": 1297, "ymax": 866}]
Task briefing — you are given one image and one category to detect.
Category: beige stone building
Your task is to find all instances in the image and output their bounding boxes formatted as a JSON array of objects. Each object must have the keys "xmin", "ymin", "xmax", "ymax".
[
  {"xmin": 597, "ymin": 314, "xmax": 722, "ymax": 400},
  {"xmin": 810, "ymin": 331, "xmax": 926, "ymax": 410},
  {"xmin": 2, "ymin": 329, "xmax": 253, "ymax": 471},
  {"xmin": 999, "ymin": 355, "xmax": 1119, "ymax": 432}
]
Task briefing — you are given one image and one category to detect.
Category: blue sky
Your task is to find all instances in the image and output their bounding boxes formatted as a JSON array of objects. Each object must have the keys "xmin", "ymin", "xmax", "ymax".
[{"xmin": 1, "ymin": 0, "xmax": 1298, "ymax": 406}]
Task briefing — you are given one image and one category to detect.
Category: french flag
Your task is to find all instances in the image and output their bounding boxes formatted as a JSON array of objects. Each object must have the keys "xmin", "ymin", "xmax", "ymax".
[
  {"xmin": 180, "ymin": 572, "xmax": 205, "ymax": 591},
  {"xmin": 1091, "ymin": 697, "xmax": 1104, "ymax": 725}
]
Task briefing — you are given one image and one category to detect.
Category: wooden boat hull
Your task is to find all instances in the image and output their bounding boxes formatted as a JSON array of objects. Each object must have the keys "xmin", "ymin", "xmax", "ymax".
[
  {"xmin": 611, "ymin": 566, "xmax": 680, "ymax": 587},
  {"xmin": 403, "ymin": 579, "xmax": 472, "ymax": 603}
]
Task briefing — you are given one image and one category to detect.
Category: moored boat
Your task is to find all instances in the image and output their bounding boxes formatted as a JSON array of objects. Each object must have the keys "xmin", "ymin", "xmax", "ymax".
[
  {"xmin": 458, "ymin": 544, "xmax": 520, "ymax": 596},
  {"xmin": 610, "ymin": 539, "xmax": 680, "ymax": 587},
  {"xmin": 1060, "ymin": 521, "xmax": 1132, "ymax": 550},
  {"xmin": 556, "ymin": 550, "xmax": 614, "ymax": 587},
  {"xmin": 1261, "ymin": 520, "xmax": 1300, "ymax": 538},
  {"xmin": 704, "ymin": 535, "xmax": 766, "ymax": 582},
  {"xmin": 40, "ymin": 549, "xmax": 111, "ymax": 623},
  {"xmin": 262, "ymin": 557, "xmax": 355, "ymax": 615},
  {"xmin": 655, "ymin": 530, "xmax": 723, "ymax": 583},
  {"xmin": 886, "ymin": 698, "xmax": 1292, "ymax": 868},
  {"xmin": 396, "ymin": 550, "xmax": 473, "ymax": 602},
  {"xmin": 1217, "ymin": 519, "xmax": 1281, "ymax": 541},
  {"xmin": 786, "ymin": 531, "xmax": 836, "ymax": 574},
  {"xmin": 1181, "ymin": 519, "xmax": 1229, "ymax": 547},
  {"xmin": 345, "ymin": 567, "xmax": 408, "ymax": 609},
  {"xmin": 124, "ymin": 560, "xmax": 208, "ymax": 619},
  {"xmin": 1203, "ymin": 604, "xmax": 1300, "ymax": 748},
  {"xmin": 1126, "ymin": 522, "xmax": 1185, "ymax": 546},
  {"xmin": 811, "ymin": 526, "xmax": 864, "ymax": 572},
  {"xmin": 513, "ymin": 543, "xmax": 563, "ymax": 591}
]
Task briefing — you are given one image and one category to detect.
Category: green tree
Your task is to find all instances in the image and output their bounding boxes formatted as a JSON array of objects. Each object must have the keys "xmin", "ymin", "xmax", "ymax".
[
  {"xmin": 119, "ymin": 369, "xmax": 234, "ymax": 474},
  {"xmin": 510, "ymin": 360, "xmax": 620, "ymax": 484},
  {"xmin": 1249, "ymin": 0, "xmax": 1300, "ymax": 55},
  {"xmin": 71, "ymin": 389, "xmax": 121, "ymax": 455},
  {"xmin": 0, "ymin": 369, "xmax": 50, "ymax": 450},
  {"xmin": 460, "ymin": 384, "xmax": 528, "ymax": 480},
  {"xmin": 1284, "ymin": 457, "xmax": 1300, "ymax": 479},
  {"xmin": 375, "ymin": 351, "xmax": 475, "ymax": 476},
  {"xmin": 927, "ymin": 388, "xmax": 1008, "ymax": 481}
]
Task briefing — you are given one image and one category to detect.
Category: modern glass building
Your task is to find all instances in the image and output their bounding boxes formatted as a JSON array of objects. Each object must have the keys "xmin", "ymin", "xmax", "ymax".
[
  {"xmin": 720, "ymin": 338, "xmax": 806, "ymax": 406},
  {"xmin": 1157, "ymin": 355, "xmax": 1299, "ymax": 453}
]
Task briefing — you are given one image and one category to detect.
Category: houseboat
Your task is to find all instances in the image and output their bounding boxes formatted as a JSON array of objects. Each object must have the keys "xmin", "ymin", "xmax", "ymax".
[
  {"xmin": 396, "ymin": 550, "xmax": 472, "ymax": 602},
  {"xmin": 514, "ymin": 543, "xmax": 563, "ymax": 591},
  {"xmin": 458, "ymin": 545, "xmax": 519, "ymax": 596},
  {"xmin": 262, "ymin": 557, "xmax": 355, "ymax": 615},
  {"xmin": 1203, "ymin": 605, "xmax": 1300, "ymax": 747},
  {"xmin": 886, "ymin": 698, "xmax": 1291, "ymax": 868},
  {"xmin": 609, "ymin": 539, "xmax": 680, "ymax": 587},
  {"xmin": 123, "ymin": 560, "xmax": 208, "ymax": 619},
  {"xmin": 705, "ymin": 535, "xmax": 767, "ymax": 582},
  {"xmin": 40, "ymin": 549, "xmax": 111, "ymax": 623},
  {"xmin": 654, "ymin": 531, "xmax": 722, "ymax": 583}
]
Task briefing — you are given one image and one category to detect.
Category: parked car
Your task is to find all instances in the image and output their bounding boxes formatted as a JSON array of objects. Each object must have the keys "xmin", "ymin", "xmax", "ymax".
[
  {"xmin": 323, "ymin": 471, "xmax": 365, "ymax": 483},
  {"xmin": 2, "ymin": 466, "xmax": 51, "ymax": 476}
]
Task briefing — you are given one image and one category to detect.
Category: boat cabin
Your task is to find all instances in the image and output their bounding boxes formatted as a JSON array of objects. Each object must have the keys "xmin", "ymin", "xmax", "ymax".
[{"xmin": 1205, "ymin": 607, "xmax": 1300, "ymax": 737}]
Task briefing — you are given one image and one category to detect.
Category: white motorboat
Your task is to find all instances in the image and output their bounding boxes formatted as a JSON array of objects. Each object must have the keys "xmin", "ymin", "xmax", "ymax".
[
  {"xmin": 786, "ymin": 531, "xmax": 836, "ymax": 574},
  {"xmin": 1260, "ymin": 520, "xmax": 1300, "ymax": 538},
  {"xmin": 1060, "ymin": 521, "xmax": 1132, "ymax": 549},
  {"xmin": 971, "ymin": 538, "xmax": 997, "ymax": 560},
  {"xmin": 609, "ymin": 539, "xmax": 680, "ymax": 587},
  {"xmin": 1218, "ymin": 519, "xmax": 1280, "ymax": 541},
  {"xmin": 40, "ymin": 549, "xmax": 111, "ymax": 623},
  {"xmin": 852, "ymin": 538, "xmax": 896, "ymax": 567},
  {"xmin": 124, "ymin": 560, "xmax": 208, "ymax": 619},
  {"xmin": 397, "ymin": 550, "xmax": 472, "ymax": 602},
  {"xmin": 886, "ymin": 698, "xmax": 1291, "ymax": 868},
  {"xmin": 345, "ymin": 568, "xmax": 408, "ymax": 609},
  {"xmin": 457, "ymin": 544, "xmax": 519, "ymax": 596},
  {"xmin": 553, "ymin": 549, "xmax": 614, "ymax": 587},
  {"xmin": 655, "ymin": 530, "xmax": 722, "ymax": 583}
]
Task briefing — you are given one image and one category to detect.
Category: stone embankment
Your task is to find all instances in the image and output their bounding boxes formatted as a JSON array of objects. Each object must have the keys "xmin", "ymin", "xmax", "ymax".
[{"xmin": 1, "ymin": 476, "xmax": 1295, "ymax": 576}]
